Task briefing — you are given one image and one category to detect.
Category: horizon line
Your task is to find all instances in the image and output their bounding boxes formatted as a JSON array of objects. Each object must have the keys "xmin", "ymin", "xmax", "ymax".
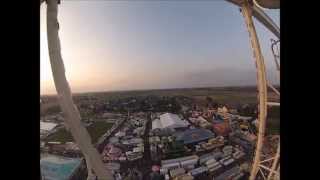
[{"xmin": 40, "ymin": 84, "xmax": 280, "ymax": 97}]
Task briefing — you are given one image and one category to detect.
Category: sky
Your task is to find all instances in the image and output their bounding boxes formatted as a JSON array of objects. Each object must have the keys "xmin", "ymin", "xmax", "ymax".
[{"xmin": 40, "ymin": 1, "xmax": 280, "ymax": 95}]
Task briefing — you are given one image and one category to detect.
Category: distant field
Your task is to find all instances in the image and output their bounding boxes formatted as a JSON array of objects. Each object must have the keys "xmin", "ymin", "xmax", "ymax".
[
  {"xmin": 40, "ymin": 102, "xmax": 61, "ymax": 116},
  {"xmin": 41, "ymin": 86, "xmax": 279, "ymax": 108},
  {"xmin": 41, "ymin": 86, "xmax": 279, "ymax": 135},
  {"xmin": 45, "ymin": 121, "xmax": 113, "ymax": 144}
]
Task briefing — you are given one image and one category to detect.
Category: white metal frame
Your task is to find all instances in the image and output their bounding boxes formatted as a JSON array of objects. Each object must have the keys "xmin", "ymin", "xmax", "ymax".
[
  {"xmin": 45, "ymin": 0, "xmax": 112, "ymax": 179},
  {"xmin": 240, "ymin": 1, "xmax": 280, "ymax": 179}
]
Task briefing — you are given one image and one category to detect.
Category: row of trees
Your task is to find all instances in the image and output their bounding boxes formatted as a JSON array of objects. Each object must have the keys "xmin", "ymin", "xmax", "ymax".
[{"xmin": 205, "ymin": 96, "xmax": 257, "ymax": 117}]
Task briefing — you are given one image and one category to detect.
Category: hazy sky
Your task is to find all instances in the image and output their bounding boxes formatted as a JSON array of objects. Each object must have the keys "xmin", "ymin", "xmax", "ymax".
[{"xmin": 40, "ymin": 1, "xmax": 280, "ymax": 95}]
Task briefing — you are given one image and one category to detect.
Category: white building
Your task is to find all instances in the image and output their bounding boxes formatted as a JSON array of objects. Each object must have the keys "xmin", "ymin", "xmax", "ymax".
[
  {"xmin": 40, "ymin": 121, "xmax": 58, "ymax": 136},
  {"xmin": 152, "ymin": 113, "xmax": 189, "ymax": 130}
]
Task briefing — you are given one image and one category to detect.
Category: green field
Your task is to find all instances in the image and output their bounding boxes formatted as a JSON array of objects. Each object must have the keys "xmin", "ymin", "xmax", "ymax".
[{"xmin": 45, "ymin": 121, "xmax": 113, "ymax": 144}]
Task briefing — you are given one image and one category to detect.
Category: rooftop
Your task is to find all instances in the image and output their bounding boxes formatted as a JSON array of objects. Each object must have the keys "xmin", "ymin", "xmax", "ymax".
[
  {"xmin": 152, "ymin": 113, "xmax": 189, "ymax": 130},
  {"xmin": 174, "ymin": 128, "xmax": 215, "ymax": 145},
  {"xmin": 40, "ymin": 121, "xmax": 58, "ymax": 131},
  {"xmin": 40, "ymin": 155, "xmax": 82, "ymax": 180}
]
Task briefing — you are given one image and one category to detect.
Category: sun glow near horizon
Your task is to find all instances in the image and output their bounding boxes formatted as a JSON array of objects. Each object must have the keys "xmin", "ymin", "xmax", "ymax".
[{"xmin": 41, "ymin": 3, "xmax": 124, "ymax": 95}]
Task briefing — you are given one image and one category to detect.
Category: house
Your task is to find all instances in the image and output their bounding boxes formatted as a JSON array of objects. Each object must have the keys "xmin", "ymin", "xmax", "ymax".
[
  {"xmin": 169, "ymin": 168, "xmax": 185, "ymax": 178},
  {"xmin": 190, "ymin": 166, "xmax": 208, "ymax": 176}
]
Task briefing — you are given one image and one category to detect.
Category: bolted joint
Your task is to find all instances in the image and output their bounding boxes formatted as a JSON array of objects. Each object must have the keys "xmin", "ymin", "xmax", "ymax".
[
  {"xmin": 248, "ymin": 0, "xmax": 254, "ymax": 6},
  {"xmin": 240, "ymin": 0, "xmax": 254, "ymax": 8}
]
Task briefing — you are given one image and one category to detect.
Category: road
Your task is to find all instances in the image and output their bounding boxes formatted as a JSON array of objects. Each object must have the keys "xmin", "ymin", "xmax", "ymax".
[
  {"xmin": 96, "ymin": 113, "xmax": 129, "ymax": 153},
  {"xmin": 141, "ymin": 112, "xmax": 153, "ymax": 180}
]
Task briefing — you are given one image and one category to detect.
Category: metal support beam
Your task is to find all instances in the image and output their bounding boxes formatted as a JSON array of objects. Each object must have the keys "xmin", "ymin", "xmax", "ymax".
[
  {"xmin": 275, "ymin": 165, "xmax": 280, "ymax": 180},
  {"xmin": 271, "ymin": 39, "xmax": 280, "ymax": 71},
  {"xmin": 259, "ymin": 165, "xmax": 279, "ymax": 175},
  {"xmin": 253, "ymin": 0, "xmax": 280, "ymax": 9},
  {"xmin": 267, "ymin": 82, "xmax": 280, "ymax": 96},
  {"xmin": 252, "ymin": 5, "xmax": 280, "ymax": 39},
  {"xmin": 267, "ymin": 142, "xmax": 280, "ymax": 180},
  {"xmin": 267, "ymin": 102, "xmax": 280, "ymax": 106},
  {"xmin": 259, "ymin": 168, "xmax": 267, "ymax": 180},
  {"xmin": 240, "ymin": 1, "xmax": 268, "ymax": 180},
  {"xmin": 260, "ymin": 157, "xmax": 275, "ymax": 164},
  {"xmin": 46, "ymin": 0, "xmax": 112, "ymax": 179},
  {"xmin": 226, "ymin": 0, "xmax": 280, "ymax": 39}
]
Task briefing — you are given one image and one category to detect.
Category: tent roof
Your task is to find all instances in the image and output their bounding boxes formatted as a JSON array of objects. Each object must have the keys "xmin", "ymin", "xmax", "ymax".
[
  {"xmin": 174, "ymin": 128, "xmax": 215, "ymax": 145},
  {"xmin": 159, "ymin": 113, "xmax": 189, "ymax": 129},
  {"xmin": 152, "ymin": 113, "xmax": 189, "ymax": 130},
  {"xmin": 152, "ymin": 119, "xmax": 162, "ymax": 130},
  {"xmin": 40, "ymin": 122, "xmax": 58, "ymax": 131}
]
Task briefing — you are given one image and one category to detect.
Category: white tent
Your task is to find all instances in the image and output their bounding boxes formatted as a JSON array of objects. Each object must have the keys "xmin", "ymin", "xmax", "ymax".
[
  {"xmin": 115, "ymin": 131, "xmax": 126, "ymax": 137},
  {"xmin": 40, "ymin": 121, "xmax": 58, "ymax": 132},
  {"xmin": 152, "ymin": 113, "xmax": 189, "ymax": 130},
  {"xmin": 152, "ymin": 119, "xmax": 162, "ymax": 130}
]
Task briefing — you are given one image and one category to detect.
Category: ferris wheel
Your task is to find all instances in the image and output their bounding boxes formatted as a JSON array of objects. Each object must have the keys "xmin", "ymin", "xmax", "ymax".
[{"xmin": 40, "ymin": 0, "xmax": 280, "ymax": 180}]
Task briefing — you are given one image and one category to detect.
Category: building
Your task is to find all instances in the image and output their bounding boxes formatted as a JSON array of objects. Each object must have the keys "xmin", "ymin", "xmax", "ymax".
[
  {"xmin": 169, "ymin": 168, "xmax": 185, "ymax": 178},
  {"xmin": 214, "ymin": 165, "xmax": 243, "ymax": 180},
  {"xmin": 173, "ymin": 128, "xmax": 215, "ymax": 145},
  {"xmin": 162, "ymin": 140, "xmax": 187, "ymax": 159},
  {"xmin": 212, "ymin": 122, "xmax": 230, "ymax": 136},
  {"xmin": 40, "ymin": 121, "xmax": 58, "ymax": 138},
  {"xmin": 190, "ymin": 166, "xmax": 208, "ymax": 176},
  {"xmin": 40, "ymin": 155, "xmax": 84, "ymax": 180},
  {"xmin": 161, "ymin": 155, "xmax": 199, "ymax": 168},
  {"xmin": 152, "ymin": 113, "xmax": 189, "ymax": 130},
  {"xmin": 150, "ymin": 172, "xmax": 164, "ymax": 180}
]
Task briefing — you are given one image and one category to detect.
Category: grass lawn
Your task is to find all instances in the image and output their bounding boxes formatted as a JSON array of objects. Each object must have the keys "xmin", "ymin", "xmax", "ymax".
[{"xmin": 45, "ymin": 121, "xmax": 113, "ymax": 144}]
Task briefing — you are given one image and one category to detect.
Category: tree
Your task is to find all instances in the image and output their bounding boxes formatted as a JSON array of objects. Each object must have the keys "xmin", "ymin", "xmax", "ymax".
[{"xmin": 46, "ymin": 105, "xmax": 61, "ymax": 115}]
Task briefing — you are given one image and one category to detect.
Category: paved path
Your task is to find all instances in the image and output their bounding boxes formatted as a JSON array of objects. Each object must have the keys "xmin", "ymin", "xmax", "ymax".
[{"xmin": 141, "ymin": 113, "xmax": 153, "ymax": 180}]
